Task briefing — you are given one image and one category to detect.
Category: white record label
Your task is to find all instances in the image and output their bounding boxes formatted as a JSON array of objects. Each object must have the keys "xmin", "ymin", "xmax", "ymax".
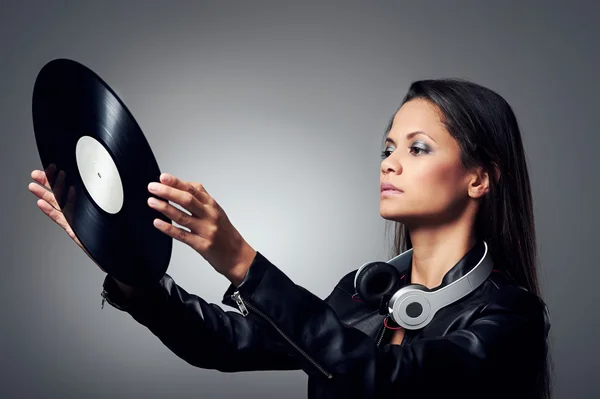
[{"xmin": 75, "ymin": 135, "xmax": 124, "ymax": 214}]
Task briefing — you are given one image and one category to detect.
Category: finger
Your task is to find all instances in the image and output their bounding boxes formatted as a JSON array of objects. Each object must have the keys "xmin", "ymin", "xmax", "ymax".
[
  {"xmin": 63, "ymin": 185, "xmax": 77, "ymax": 214},
  {"xmin": 37, "ymin": 198, "xmax": 79, "ymax": 245},
  {"xmin": 54, "ymin": 169, "xmax": 66, "ymax": 207},
  {"xmin": 148, "ymin": 181, "xmax": 207, "ymax": 217},
  {"xmin": 29, "ymin": 181, "xmax": 61, "ymax": 211},
  {"xmin": 159, "ymin": 173, "xmax": 211, "ymax": 202},
  {"xmin": 37, "ymin": 198, "xmax": 71, "ymax": 232},
  {"xmin": 31, "ymin": 169, "xmax": 51, "ymax": 189},
  {"xmin": 152, "ymin": 218, "xmax": 208, "ymax": 253},
  {"xmin": 148, "ymin": 197, "xmax": 198, "ymax": 229},
  {"xmin": 45, "ymin": 163, "xmax": 58, "ymax": 186},
  {"xmin": 64, "ymin": 222, "xmax": 82, "ymax": 246}
]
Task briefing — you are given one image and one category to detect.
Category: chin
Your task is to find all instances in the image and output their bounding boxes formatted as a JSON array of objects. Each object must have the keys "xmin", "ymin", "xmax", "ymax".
[
  {"xmin": 379, "ymin": 212, "xmax": 419, "ymax": 228},
  {"xmin": 379, "ymin": 208, "xmax": 405, "ymax": 222},
  {"xmin": 380, "ymin": 198, "xmax": 401, "ymax": 213},
  {"xmin": 379, "ymin": 202, "xmax": 419, "ymax": 225}
]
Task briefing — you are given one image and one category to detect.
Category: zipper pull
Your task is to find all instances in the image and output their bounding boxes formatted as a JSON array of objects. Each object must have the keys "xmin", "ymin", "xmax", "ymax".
[
  {"xmin": 231, "ymin": 291, "xmax": 249, "ymax": 316},
  {"xmin": 376, "ymin": 315, "xmax": 389, "ymax": 347},
  {"xmin": 101, "ymin": 289, "xmax": 107, "ymax": 309}
]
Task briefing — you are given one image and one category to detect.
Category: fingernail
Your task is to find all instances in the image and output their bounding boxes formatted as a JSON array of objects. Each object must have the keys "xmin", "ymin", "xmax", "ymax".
[
  {"xmin": 154, "ymin": 219, "xmax": 164, "ymax": 227},
  {"xmin": 162, "ymin": 174, "xmax": 171, "ymax": 183},
  {"xmin": 148, "ymin": 182, "xmax": 160, "ymax": 192},
  {"xmin": 148, "ymin": 197, "xmax": 159, "ymax": 206}
]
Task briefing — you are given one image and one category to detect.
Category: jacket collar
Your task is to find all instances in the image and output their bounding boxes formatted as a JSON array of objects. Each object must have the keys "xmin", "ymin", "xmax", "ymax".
[{"xmin": 395, "ymin": 240, "xmax": 488, "ymax": 289}]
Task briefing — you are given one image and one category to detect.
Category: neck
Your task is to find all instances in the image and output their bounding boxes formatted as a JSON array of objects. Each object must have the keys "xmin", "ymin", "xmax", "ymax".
[{"xmin": 407, "ymin": 219, "xmax": 477, "ymax": 289}]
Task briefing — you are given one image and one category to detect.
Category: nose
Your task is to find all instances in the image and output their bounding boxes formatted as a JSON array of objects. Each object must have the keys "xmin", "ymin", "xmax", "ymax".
[{"xmin": 381, "ymin": 153, "xmax": 402, "ymax": 175}]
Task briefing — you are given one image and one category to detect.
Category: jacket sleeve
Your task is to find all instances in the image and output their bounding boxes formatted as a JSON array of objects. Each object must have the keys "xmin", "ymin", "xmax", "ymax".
[
  {"xmin": 220, "ymin": 251, "xmax": 550, "ymax": 398},
  {"xmin": 100, "ymin": 271, "xmax": 303, "ymax": 373}
]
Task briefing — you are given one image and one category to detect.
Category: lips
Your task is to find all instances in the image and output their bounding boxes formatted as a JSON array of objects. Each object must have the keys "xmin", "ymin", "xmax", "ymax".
[{"xmin": 380, "ymin": 182, "xmax": 402, "ymax": 192}]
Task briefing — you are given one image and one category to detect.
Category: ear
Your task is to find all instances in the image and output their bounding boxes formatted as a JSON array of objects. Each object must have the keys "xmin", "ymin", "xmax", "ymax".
[{"xmin": 467, "ymin": 166, "xmax": 493, "ymax": 199}]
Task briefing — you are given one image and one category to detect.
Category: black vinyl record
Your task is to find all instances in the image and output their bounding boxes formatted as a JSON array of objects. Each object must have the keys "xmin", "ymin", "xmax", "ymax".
[{"xmin": 32, "ymin": 58, "xmax": 172, "ymax": 287}]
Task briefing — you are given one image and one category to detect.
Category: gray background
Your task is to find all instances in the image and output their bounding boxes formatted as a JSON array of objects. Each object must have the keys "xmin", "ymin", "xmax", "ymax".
[{"xmin": 1, "ymin": 1, "xmax": 598, "ymax": 398}]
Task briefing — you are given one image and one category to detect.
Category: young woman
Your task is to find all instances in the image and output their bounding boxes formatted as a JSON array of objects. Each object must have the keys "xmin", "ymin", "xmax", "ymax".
[{"xmin": 29, "ymin": 78, "xmax": 552, "ymax": 398}]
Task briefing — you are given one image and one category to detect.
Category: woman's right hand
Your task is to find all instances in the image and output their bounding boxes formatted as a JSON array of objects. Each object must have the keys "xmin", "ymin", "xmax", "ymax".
[{"xmin": 28, "ymin": 165, "xmax": 135, "ymax": 296}]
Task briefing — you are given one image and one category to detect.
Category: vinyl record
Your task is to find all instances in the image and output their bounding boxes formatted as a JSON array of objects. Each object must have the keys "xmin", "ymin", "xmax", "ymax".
[{"xmin": 32, "ymin": 58, "xmax": 172, "ymax": 287}]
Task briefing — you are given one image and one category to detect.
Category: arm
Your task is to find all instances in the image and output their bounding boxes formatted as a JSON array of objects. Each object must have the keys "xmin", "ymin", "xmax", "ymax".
[
  {"xmin": 220, "ymin": 251, "xmax": 550, "ymax": 398},
  {"xmin": 101, "ymin": 272, "xmax": 303, "ymax": 373}
]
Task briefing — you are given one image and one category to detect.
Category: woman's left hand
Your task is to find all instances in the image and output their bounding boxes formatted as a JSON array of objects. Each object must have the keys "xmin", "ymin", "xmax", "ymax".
[{"xmin": 147, "ymin": 172, "xmax": 256, "ymax": 286}]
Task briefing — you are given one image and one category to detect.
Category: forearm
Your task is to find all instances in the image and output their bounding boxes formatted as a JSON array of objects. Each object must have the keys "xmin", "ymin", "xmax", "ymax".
[{"xmin": 101, "ymin": 272, "xmax": 301, "ymax": 373}]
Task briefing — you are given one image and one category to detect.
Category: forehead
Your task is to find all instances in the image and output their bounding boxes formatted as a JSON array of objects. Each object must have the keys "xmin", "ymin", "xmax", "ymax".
[{"xmin": 388, "ymin": 99, "xmax": 447, "ymax": 141}]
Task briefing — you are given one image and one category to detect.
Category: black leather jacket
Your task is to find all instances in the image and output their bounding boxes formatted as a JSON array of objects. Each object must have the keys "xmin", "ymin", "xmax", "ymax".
[{"xmin": 101, "ymin": 244, "xmax": 550, "ymax": 398}]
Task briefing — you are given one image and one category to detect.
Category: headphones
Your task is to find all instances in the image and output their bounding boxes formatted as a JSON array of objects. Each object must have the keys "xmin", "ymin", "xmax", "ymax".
[{"xmin": 353, "ymin": 240, "xmax": 493, "ymax": 330}]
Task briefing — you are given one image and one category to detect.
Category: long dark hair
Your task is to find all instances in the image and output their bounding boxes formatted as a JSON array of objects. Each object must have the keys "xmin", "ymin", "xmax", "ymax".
[{"xmin": 383, "ymin": 79, "xmax": 552, "ymax": 398}]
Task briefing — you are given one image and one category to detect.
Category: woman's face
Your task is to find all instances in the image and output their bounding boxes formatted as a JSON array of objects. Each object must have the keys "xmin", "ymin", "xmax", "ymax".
[{"xmin": 379, "ymin": 99, "xmax": 476, "ymax": 226}]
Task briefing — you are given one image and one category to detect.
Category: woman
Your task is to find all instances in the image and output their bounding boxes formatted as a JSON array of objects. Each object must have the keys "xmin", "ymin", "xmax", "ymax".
[{"xmin": 28, "ymin": 78, "xmax": 552, "ymax": 398}]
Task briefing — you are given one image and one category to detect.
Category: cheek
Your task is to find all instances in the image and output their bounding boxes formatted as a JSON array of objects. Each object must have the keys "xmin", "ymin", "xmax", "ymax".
[
  {"xmin": 392, "ymin": 161, "xmax": 465, "ymax": 211},
  {"xmin": 416, "ymin": 163, "xmax": 467, "ymax": 208},
  {"xmin": 415, "ymin": 159, "xmax": 457, "ymax": 186}
]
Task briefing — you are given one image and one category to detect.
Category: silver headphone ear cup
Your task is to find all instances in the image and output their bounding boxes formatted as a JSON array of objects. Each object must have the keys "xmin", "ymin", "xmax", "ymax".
[{"xmin": 390, "ymin": 285, "xmax": 433, "ymax": 330}]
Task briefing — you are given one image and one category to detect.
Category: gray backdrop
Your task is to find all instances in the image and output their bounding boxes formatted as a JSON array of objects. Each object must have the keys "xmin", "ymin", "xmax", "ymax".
[{"xmin": 1, "ymin": 1, "xmax": 598, "ymax": 398}]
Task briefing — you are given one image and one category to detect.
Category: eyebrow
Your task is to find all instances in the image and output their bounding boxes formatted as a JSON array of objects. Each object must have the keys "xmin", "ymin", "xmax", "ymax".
[{"xmin": 385, "ymin": 131, "xmax": 437, "ymax": 145}]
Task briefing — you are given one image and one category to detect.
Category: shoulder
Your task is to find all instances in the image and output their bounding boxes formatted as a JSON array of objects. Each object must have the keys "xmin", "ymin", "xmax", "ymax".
[
  {"xmin": 484, "ymin": 270, "xmax": 549, "ymax": 321},
  {"xmin": 469, "ymin": 270, "xmax": 550, "ymax": 356},
  {"xmin": 467, "ymin": 273, "xmax": 550, "ymax": 386}
]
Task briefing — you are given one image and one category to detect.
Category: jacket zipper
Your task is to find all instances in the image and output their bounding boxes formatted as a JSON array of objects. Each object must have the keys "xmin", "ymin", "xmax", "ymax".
[
  {"xmin": 231, "ymin": 291, "xmax": 333, "ymax": 380},
  {"xmin": 101, "ymin": 289, "xmax": 107, "ymax": 309},
  {"xmin": 376, "ymin": 316, "xmax": 388, "ymax": 347},
  {"xmin": 376, "ymin": 316, "xmax": 411, "ymax": 347}
]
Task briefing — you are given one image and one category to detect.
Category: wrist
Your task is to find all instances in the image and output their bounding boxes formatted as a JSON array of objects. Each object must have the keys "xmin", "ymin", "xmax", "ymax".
[{"xmin": 225, "ymin": 244, "xmax": 256, "ymax": 287}]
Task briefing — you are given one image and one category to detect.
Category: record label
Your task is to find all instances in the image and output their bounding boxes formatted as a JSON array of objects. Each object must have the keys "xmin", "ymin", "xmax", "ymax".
[{"xmin": 75, "ymin": 135, "xmax": 124, "ymax": 214}]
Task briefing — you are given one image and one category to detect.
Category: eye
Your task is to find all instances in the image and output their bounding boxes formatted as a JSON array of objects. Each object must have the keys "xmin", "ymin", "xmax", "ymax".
[
  {"xmin": 380, "ymin": 146, "xmax": 394, "ymax": 159},
  {"xmin": 409, "ymin": 142, "xmax": 430, "ymax": 156},
  {"xmin": 381, "ymin": 142, "xmax": 431, "ymax": 160}
]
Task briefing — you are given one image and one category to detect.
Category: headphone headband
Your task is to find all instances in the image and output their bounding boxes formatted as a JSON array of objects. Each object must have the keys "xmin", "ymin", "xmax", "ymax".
[{"xmin": 354, "ymin": 241, "xmax": 494, "ymax": 329}]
